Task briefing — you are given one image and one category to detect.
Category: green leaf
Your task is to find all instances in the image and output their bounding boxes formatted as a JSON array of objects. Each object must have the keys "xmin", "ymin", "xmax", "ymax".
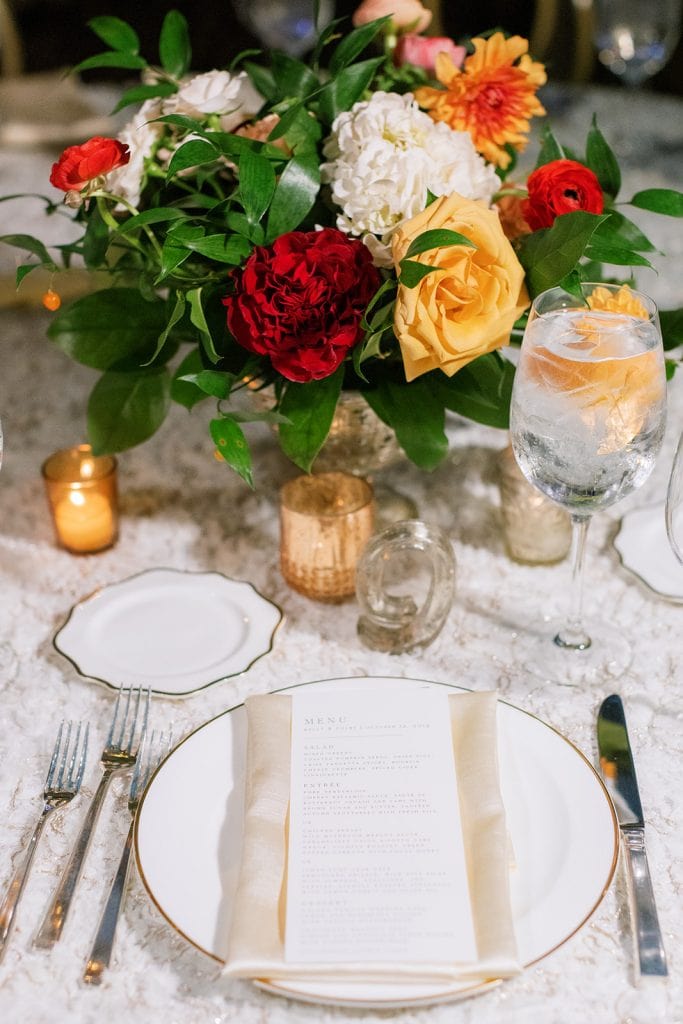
[
  {"xmin": 47, "ymin": 289, "xmax": 167, "ymax": 369},
  {"xmin": 535, "ymin": 124, "xmax": 566, "ymax": 167},
  {"xmin": 266, "ymin": 154, "xmax": 320, "ymax": 240},
  {"xmin": 88, "ymin": 366, "xmax": 170, "ymax": 453},
  {"xmin": 364, "ymin": 379, "xmax": 447, "ymax": 470},
  {"xmin": 87, "ymin": 16, "xmax": 139, "ymax": 53},
  {"xmin": 0, "ymin": 233, "xmax": 57, "ymax": 270},
  {"xmin": 666, "ymin": 358, "xmax": 678, "ymax": 380},
  {"xmin": 112, "ymin": 81, "xmax": 177, "ymax": 114},
  {"xmin": 629, "ymin": 188, "xmax": 683, "ymax": 217},
  {"xmin": 210, "ymin": 417, "xmax": 254, "ymax": 487},
  {"xmin": 270, "ymin": 51, "xmax": 319, "ymax": 98},
  {"xmin": 188, "ymin": 287, "xmax": 222, "ymax": 364},
  {"xmin": 317, "ymin": 57, "xmax": 384, "ymax": 124},
  {"xmin": 329, "ymin": 16, "xmax": 391, "ymax": 73},
  {"xmin": 171, "ymin": 348, "xmax": 208, "ymax": 408},
  {"xmin": 660, "ymin": 308, "xmax": 683, "ymax": 351},
  {"xmin": 117, "ymin": 208, "xmax": 188, "ymax": 234},
  {"xmin": 15, "ymin": 263, "xmax": 41, "ymax": 286},
  {"xmin": 71, "ymin": 51, "xmax": 147, "ymax": 74},
  {"xmin": 157, "ymin": 223, "xmax": 204, "ymax": 281},
  {"xmin": 238, "ymin": 149, "xmax": 277, "ymax": 225},
  {"xmin": 405, "ymin": 228, "xmax": 476, "ymax": 258},
  {"xmin": 81, "ymin": 204, "xmax": 110, "ymax": 269},
  {"xmin": 432, "ymin": 352, "xmax": 515, "ymax": 429},
  {"xmin": 142, "ymin": 291, "xmax": 186, "ymax": 367},
  {"xmin": 585, "ymin": 115, "xmax": 621, "ymax": 199},
  {"xmin": 517, "ymin": 210, "xmax": 608, "ymax": 296},
  {"xmin": 265, "ymin": 101, "xmax": 305, "ymax": 141},
  {"xmin": 584, "ymin": 240, "xmax": 653, "ymax": 268},
  {"xmin": 185, "ymin": 233, "xmax": 253, "ymax": 264},
  {"xmin": 278, "ymin": 367, "xmax": 344, "ymax": 472},
  {"xmin": 595, "ymin": 210, "xmax": 656, "ymax": 253},
  {"xmin": 243, "ymin": 61, "xmax": 278, "ymax": 102},
  {"xmin": 181, "ymin": 369, "xmax": 234, "ymax": 399},
  {"xmin": 166, "ymin": 139, "xmax": 219, "ymax": 179},
  {"xmin": 398, "ymin": 259, "xmax": 440, "ymax": 287},
  {"xmin": 159, "ymin": 10, "xmax": 191, "ymax": 78}
]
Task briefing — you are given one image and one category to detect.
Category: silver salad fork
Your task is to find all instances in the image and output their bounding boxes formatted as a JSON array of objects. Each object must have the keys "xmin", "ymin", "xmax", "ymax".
[
  {"xmin": 83, "ymin": 726, "xmax": 174, "ymax": 984},
  {"xmin": 35, "ymin": 684, "xmax": 150, "ymax": 949},
  {"xmin": 0, "ymin": 720, "xmax": 89, "ymax": 963}
]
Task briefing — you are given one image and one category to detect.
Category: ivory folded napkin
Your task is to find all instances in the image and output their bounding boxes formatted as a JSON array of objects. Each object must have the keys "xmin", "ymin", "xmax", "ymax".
[{"xmin": 223, "ymin": 689, "xmax": 519, "ymax": 984}]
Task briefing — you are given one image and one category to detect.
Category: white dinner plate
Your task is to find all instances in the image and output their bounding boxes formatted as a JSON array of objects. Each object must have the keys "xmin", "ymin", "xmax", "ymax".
[
  {"xmin": 53, "ymin": 568, "xmax": 283, "ymax": 698},
  {"xmin": 135, "ymin": 676, "xmax": 618, "ymax": 1009},
  {"xmin": 613, "ymin": 503, "xmax": 683, "ymax": 603}
]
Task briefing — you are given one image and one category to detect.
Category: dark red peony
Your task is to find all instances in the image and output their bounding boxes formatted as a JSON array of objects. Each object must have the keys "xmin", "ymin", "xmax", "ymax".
[
  {"xmin": 522, "ymin": 159, "xmax": 604, "ymax": 231},
  {"xmin": 50, "ymin": 137, "xmax": 130, "ymax": 192},
  {"xmin": 223, "ymin": 229, "xmax": 381, "ymax": 383}
]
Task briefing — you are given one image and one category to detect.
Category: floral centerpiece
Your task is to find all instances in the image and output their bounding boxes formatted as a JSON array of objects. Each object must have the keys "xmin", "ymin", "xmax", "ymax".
[{"xmin": 2, "ymin": 0, "xmax": 683, "ymax": 486}]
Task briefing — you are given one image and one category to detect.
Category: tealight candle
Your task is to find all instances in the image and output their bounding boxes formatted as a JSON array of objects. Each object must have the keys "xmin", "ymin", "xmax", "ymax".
[
  {"xmin": 42, "ymin": 445, "xmax": 118, "ymax": 554},
  {"xmin": 280, "ymin": 472, "xmax": 375, "ymax": 602}
]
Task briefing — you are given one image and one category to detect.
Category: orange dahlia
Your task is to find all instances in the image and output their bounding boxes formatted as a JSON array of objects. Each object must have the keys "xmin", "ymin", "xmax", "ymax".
[{"xmin": 415, "ymin": 33, "xmax": 547, "ymax": 169}]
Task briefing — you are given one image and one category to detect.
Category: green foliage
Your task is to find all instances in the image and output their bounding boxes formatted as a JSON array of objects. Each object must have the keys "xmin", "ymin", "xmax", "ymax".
[{"xmin": 2, "ymin": 8, "xmax": 682, "ymax": 487}]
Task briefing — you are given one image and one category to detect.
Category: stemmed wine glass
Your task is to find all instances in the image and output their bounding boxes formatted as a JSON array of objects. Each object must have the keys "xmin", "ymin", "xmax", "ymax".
[
  {"xmin": 665, "ymin": 431, "xmax": 683, "ymax": 563},
  {"xmin": 594, "ymin": 0, "xmax": 682, "ymax": 88},
  {"xmin": 510, "ymin": 282, "xmax": 667, "ymax": 675}
]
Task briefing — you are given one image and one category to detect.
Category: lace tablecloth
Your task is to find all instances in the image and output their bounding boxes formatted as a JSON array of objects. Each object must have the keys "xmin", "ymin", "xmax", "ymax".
[{"xmin": 1, "ymin": 84, "xmax": 683, "ymax": 1024}]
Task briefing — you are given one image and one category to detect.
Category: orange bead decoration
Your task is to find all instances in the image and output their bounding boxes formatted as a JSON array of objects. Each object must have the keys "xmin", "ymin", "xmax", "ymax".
[{"xmin": 42, "ymin": 289, "xmax": 61, "ymax": 311}]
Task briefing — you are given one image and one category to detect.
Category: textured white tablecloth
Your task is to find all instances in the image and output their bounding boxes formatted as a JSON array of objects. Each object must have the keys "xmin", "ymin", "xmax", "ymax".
[{"xmin": 0, "ymin": 83, "xmax": 682, "ymax": 1024}]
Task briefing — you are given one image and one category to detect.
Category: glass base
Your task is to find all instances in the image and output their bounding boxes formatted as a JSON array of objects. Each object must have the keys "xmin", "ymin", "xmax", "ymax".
[{"xmin": 513, "ymin": 616, "xmax": 633, "ymax": 687}]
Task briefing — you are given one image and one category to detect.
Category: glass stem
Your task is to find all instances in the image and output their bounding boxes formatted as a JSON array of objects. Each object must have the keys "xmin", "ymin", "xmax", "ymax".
[{"xmin": 554, "ymin": 513, "xmax": 591, "ymax": 651}]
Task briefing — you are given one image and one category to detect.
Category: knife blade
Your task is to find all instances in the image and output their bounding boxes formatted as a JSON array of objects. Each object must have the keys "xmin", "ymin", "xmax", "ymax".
[{"xmin": 597, "ymin": 694, "xmax": 668, "ymax": 977}]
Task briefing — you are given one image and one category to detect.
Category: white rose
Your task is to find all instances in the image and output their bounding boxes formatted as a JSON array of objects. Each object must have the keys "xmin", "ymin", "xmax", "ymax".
[
  {"xmin": 171, "ymin": 70, "xmax": 263, "ymax": 131},
  {"xmin": 107, "ymin": 99, "xmax": 162, "ymax": 208},
  {"xmin": 321, "ymin": 91, "xmax": 499, "ymax": 265}
]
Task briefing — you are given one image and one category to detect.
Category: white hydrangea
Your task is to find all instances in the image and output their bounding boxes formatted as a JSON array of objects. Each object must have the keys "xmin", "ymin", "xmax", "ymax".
[
  {"xmin": 321, "ymin": 91, "xmax": 499, "ymax": 265},
  {"xmin": 171, "ymin": 70, "xmax": 263, "ymax": 132},
  {"xmin": 107, "ymin": 100, "xmax": 162, "ymax": 208}
]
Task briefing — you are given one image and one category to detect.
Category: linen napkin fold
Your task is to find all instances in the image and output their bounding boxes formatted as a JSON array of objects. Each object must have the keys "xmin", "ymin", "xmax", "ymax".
[{"xmin": 223, "ymin": 689, "xmax": 519, "ymax": 984}]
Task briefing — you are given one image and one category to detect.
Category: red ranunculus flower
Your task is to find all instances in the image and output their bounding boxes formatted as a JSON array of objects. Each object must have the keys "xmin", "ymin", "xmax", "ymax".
[
  {"xmin": 223, "ymin": 228, "xmax": 381, "ymax": 383},
  {"xmin": 50, "ymin": 137, "xmax": 130, "ymax": 192},
  {"xmin": 523, "ymin": 159, "xmax": 604, "ymax": 231}
]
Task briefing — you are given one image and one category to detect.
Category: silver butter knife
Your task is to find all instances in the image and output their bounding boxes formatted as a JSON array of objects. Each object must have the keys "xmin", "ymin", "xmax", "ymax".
[{"xmin": 597, "ymin": 694, "xmax": 668, "ymax": 977}]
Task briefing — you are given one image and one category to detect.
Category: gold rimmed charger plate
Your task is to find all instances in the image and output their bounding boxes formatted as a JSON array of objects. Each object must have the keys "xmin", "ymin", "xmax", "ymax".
[{"xmin": 134, "ymin": 676, "xmax": 618, "ymax": 1009}]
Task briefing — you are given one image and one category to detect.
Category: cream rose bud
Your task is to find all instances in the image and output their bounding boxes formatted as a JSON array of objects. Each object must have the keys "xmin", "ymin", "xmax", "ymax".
[
  {"xmin": 173, "ymin": 70, "xmax": 264, "ymax": 131},
  {"xmin": 391, "ymin": 193, "xmax": 529, "ymax": 381},
  {"xmin": 352, "ymin": 0, "xmax": 432, "ymax": 33}
]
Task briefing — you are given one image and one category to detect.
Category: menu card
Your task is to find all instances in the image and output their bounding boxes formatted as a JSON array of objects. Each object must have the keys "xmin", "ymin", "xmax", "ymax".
[{"xmin": 285, "ymin": 688, "xmax": 477, "ymax": 965}]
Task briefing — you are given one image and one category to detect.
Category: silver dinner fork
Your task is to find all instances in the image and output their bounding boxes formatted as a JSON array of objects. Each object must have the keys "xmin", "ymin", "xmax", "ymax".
[
  {"xmin": 0, "ymin": 720, "xmax": 89, "ymax": 964},
  {"xmin": 83, "ymin": 726, "xmax": 173, "ymax": 985},
  {"xmin": 34, "ymin": 685, "xmax": 150, "ymax": 949}
]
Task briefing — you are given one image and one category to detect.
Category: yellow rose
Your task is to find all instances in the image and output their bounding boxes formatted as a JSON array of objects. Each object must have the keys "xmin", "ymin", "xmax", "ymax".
[{"xmin": 391, "ymin": 193, "xmax": 529, "ymax": 381}]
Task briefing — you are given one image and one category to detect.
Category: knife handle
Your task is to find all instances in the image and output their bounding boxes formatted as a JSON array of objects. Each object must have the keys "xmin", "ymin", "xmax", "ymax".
[{"xmin": 622, "ymin": 829, "xmax": 668, "ymax": 977}]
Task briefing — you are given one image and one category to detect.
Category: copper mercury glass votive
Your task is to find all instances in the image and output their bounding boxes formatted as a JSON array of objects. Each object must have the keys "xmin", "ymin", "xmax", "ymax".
[
  {"xmin": 279, "ymin": 472, "xmax": 375, "ymax": 602},
  {"xmin": 41, "ymin": 444, "xmax": 119, "ymax": 554}
]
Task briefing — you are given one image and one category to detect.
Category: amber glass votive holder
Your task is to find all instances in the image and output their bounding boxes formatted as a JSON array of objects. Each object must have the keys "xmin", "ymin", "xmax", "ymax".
[
  {"xmin": 280, "ymin": 472, "xmax": 375, "ymax": 602},
  {"xmin": 41, "ymin": 444, "xmax": 118, "ymax": 554}
]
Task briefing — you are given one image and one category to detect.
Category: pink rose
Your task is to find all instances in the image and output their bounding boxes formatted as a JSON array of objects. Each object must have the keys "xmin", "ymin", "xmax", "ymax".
[
  {"xmin": 352, "ymin": 0, "xmax": 432, "ymax": 34},
  {"xmin": 394, "ymin": 34, "xmax": 466, "ymax": 75}
]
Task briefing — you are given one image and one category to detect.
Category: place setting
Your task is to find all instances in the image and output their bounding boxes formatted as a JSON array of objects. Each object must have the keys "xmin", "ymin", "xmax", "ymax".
[{"xmin": 1, "ymin": 0, "xmax": 682, "ymax": 1020}]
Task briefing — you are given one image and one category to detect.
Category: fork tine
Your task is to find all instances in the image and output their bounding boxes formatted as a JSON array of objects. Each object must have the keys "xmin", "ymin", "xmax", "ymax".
[
  {"xmin": 106, "ymin": 685, "xmax": 124, "ymax": 749},
  {"xmin": 44, "ymin": 721, "xmax": 64, "ymax": 790},
  {"xmin": 74, "ymin": 723, "xmax": 90, "ymax": 790},
  {"xmin": 115, "ymin": 686, "xmax": 134, "ymax": 751},
  {"xmin": 64, "ymin": 722, "xmax": 81, "ymax": 790},
  {"xmin": 55, "ymin": 721, "xmax": 73, "ymax": 790}
]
